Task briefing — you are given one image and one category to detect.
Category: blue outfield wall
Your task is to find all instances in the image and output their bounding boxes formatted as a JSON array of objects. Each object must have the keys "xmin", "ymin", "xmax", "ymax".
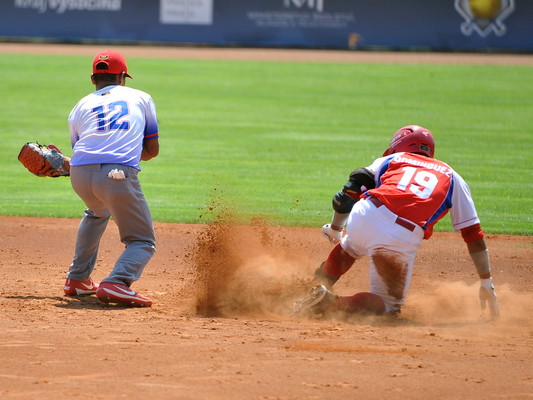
[{"xmin": 0, "ymin": 0, "xmax": 531, "ymax": 51}]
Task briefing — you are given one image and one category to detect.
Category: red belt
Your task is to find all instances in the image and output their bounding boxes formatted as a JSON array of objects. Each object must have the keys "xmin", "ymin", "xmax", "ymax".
[{"xmin": 367, "ymin": 196, "xmax": 417, "ymax": 232}]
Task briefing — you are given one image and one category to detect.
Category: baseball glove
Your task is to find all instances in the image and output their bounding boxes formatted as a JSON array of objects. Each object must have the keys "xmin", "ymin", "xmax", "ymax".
[{"xmin": 17, "ymin": 142, "xmax": 70, "ymax": 177}]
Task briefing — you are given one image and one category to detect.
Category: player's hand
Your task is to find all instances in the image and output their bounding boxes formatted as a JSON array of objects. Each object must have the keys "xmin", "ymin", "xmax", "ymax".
[
  {"xmin": 48, "ymin": 143, "xmax": 71, "ymax": 162},
  {"xmin": 479, "ymin": 277, "xmax": 499, "ymax": 319},
  {"xmin": 47, "ymin": 143, "xmax": 62, "ymax": 153},
  {"xmin": 321, "ymin": 224, "xmax": 343, "ymax": 244}
]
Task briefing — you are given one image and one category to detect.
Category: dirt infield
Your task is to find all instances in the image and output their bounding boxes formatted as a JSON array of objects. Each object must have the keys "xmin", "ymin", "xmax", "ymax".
[
  {"xmin": 1, "ymin": 43, "xmax": 532, "ymax": 399},
  {"xmin": 1, "ymin": 216, "xmax": 532, "ymax": 400}
]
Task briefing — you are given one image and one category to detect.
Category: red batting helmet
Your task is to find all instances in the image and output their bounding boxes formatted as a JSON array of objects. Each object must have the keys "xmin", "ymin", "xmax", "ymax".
[{"xmin": 382, "ymin": 125, "xmax": 435, "ymax": 158}]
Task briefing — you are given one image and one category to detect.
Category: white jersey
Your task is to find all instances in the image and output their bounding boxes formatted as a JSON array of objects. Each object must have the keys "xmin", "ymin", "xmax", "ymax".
[{"xmin": 68, "ymin": 85, "xmax": 159, "ymax": 170}]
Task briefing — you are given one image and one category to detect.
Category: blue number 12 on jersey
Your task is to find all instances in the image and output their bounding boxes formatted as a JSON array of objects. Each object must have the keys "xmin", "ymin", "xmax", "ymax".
[{"xmin": 92, "ymin": 101, "xmax": 130, "ymax": 132}]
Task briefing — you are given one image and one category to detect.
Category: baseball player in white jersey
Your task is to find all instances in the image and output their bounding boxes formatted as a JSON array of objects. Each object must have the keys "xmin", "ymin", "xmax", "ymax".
[
  {"xmin": 62, "ymin": 50, "xmax": 160, "ymax": 307},
  {"xmin": 292, "ymin": 125, "xmax": 499, "ymax": 319}
]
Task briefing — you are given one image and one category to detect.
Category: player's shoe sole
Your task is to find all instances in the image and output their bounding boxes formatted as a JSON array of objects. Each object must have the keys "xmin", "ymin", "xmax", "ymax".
[
  {"xmin": 96, "ymin": 282, "xmax": 152, "ymax": 307},
  {"xmin": 290, "ymin": 284, "xmax": 336, "ymax": 317},
  {"xmin": 64, "ymin": 278, "xmax": 99, "ymax": 296}
]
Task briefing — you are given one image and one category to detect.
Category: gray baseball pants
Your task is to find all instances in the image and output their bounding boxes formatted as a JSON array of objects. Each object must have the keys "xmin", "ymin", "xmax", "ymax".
[{"xmin": 67, "ymin": 163, "xmax": 156, "ymax": 286}]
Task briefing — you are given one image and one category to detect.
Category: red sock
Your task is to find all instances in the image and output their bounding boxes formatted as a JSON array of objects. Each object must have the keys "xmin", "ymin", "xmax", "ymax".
[
  {"xmin": 335, "ymin": 292, "xmax": 386, "ymax": 315},
  {"xmin": 323, "ymin": 244, "xmax": 356, "ymax": 279}
]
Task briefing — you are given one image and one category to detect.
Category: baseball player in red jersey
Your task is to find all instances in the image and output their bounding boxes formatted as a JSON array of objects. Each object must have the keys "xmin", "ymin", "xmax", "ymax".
[{"xmin": 292, "ymin": 125, "xmax": 499, "ymax": 319}]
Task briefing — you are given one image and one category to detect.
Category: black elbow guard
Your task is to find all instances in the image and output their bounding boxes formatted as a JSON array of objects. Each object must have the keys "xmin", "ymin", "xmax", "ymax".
[
  {"xmin": 331, "ymin": 168, "xmax": 375, "ymax": 214},
  {"xmin": 332, "ymin": 189, "xmax": 356, "ymax": 214},
  {"xmin": 346, "ymin": 168, "xmax": 376, "ymax": 192}
]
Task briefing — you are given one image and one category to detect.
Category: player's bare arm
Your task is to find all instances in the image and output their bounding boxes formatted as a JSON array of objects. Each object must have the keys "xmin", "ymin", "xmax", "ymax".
[
  {"xmin": 461, "ymin": 226, "xmax": 499, "ymax": 318},
  {"xmin": 141, "ymin": 138, "xmax": 159, "ymax": 161}
]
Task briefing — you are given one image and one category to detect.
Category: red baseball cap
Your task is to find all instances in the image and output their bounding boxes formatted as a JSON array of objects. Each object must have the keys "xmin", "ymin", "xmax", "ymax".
[{"xmin": 92, "ymin": 50, "xmax": 133, "ymax": 78}]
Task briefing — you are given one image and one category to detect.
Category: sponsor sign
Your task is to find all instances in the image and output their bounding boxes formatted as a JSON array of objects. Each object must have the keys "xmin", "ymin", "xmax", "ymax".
[
  {"xmin": 13, "ymin": 0, "xmax": 122, "ymax": 14},
  {"xmin": 160, "ymin": 0, "xmax": 213, "ymax": 25},
  {"xmin": 246, "ymin": 0, "xmax": 354, "ymax": 30}
]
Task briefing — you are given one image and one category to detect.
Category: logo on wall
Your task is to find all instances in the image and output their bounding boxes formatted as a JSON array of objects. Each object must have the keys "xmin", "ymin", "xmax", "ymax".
[
  {"xmin": 284, "ymin": 0, "xmax": 323, "ymax": 12},
  {"xmin": 13, "ymin": 0, "xmax": 121, "ymax": 14},
  {"xmin": 455, "ymin": 0, "xmax": 515, "ymax": 37}
]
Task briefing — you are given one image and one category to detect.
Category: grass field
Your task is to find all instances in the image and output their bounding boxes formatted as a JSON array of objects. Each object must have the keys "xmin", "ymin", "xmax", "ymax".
[{"xmin": 1, "ymin": 53, "xmax": 531, "ymax": 234}]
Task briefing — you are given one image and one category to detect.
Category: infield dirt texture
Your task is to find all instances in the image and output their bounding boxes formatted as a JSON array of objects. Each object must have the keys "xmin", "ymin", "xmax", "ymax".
[{"xmin": 1, "ymin": 43, "xmax": 532, "ymax": 400}]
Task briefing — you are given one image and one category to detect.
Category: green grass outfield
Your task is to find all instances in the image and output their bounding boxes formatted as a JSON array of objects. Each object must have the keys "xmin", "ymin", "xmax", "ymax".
[{"xmin": 1, "ymin": 52, "xmax": 531, "ymax": 235}]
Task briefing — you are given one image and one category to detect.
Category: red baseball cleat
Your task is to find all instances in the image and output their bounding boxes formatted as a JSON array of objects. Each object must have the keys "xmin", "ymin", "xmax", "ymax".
[
  {"xmin": 96, "ymin": 282, "xmax": 152, "ymax": 307},
  {"xmin": 64, "ymin": 278, "xmax": 99, "ymax": 296}
]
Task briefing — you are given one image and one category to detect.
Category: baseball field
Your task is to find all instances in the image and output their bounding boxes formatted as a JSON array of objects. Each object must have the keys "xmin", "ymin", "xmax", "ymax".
[{"xmin": 1, "ymin": 43, "xmax": 532, "ymax": 400}]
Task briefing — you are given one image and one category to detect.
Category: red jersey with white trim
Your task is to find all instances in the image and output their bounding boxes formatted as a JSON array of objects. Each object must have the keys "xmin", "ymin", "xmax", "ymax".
[{"xmin": 365, "ymin": 152, "xmax": 480, "ymax": 239}]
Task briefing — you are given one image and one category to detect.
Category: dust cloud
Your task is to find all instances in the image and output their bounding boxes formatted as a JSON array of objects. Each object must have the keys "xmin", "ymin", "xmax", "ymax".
[
  {"xmin": 189, "ymin": 214, "xmax": 317, "ymax": 318},
  {"xmin": 185, "ymin": 204, "xmax": 532, "ymax": 329},
  {"xmin": 405, "ymin": 280, "xmax": 532, "ymax": 329}
]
